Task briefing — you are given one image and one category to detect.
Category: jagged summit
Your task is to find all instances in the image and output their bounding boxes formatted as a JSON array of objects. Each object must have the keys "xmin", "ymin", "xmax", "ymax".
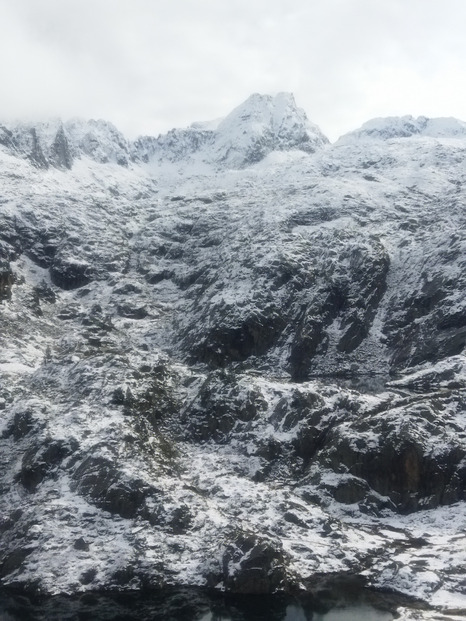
[
  {"xmin": 134, "ymin": 92, "xmax": 328, "ymax": 168},
  {"xmin": 4, "ymin": 101, "xmax": 466, "ymax": 173},
  {"xmin": 0, "ymin": 93, "xmax": 328, "ymax": 171},
  {"xmin": 0, "ymin": 118, "xmax": 130, "ymax": 169},
  {"xmin": 212, "ymin": 92, "xmax": 328, "ymax": 166}
]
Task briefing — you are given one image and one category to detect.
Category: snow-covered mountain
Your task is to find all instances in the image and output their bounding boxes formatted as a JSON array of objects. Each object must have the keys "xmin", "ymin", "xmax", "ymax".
[
  {"xmin": 133, "ymin": 93, "xmax": 328, "ymax": 168},
  {"xmin": 0, "ymin": 118, "xmax": 131, "ymax": 169},
  {"xmin": 1, "ymin": 93, "xmax": 327, "ymax": 171},
  {"xmin": 340, "ymin": 114, "xmax": 466, "ymax": 141},
  {"xmin": 1, "ymin": 94, "xmax": 466, "ymax": 619}
]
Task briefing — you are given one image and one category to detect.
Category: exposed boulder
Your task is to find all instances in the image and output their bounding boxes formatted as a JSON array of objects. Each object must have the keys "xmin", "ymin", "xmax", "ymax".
[
  {"xmin": 180, "ymin": 371, "xmax": 267, "ymax": 443},
  {"xmin": 18, "ymin": 437, "xmax": 79, "ymax": 492},
  {"xmin": 221, "ymin": 532, "xmax": 291, "ymax": 594},
  {"xmin": 3, "ymin": 408, "xmax": 45, "ymax": 441},
  {"xmin": 50, "ymin": 256, "xmax": 93, "ymax": 290},
  {"xmin": 71, "ymin": 455, "xmax": 155, "ymax": 520},
  {"xmin": 116, "ymin": 302, "xmax": 148, "ymax": 319}
]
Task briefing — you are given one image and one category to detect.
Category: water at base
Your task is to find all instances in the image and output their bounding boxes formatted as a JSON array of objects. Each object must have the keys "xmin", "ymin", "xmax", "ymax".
[
  {"xmin": 200, "ymin": 602, "xmax": 393, "ymax": 621},
  {"xmin": 0, "ymin": 588, "xmax": 399, "ymax": 621}
]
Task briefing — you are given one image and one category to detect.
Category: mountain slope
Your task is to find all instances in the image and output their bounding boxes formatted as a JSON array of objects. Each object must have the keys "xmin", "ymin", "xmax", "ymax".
[{"xmin": 0, "ymin": 96, "xmax": 466, "ymax": 616}]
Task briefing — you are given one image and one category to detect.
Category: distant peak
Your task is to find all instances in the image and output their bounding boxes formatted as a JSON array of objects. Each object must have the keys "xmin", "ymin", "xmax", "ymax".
[{"xmin": 339, "ymin": 115, "xmax": 466, "ymax": 142}]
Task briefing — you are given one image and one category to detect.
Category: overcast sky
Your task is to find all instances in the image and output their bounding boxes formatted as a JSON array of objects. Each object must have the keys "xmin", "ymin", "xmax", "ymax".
[{"xmin": 2, "ymin": 0, "xmax": 466, "ymax": 141}]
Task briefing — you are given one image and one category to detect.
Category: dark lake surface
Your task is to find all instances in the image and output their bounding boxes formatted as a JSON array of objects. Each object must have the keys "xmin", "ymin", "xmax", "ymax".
[{"xmin": 0, "ymin": 587, "xmax": 402, "ymax": 621}]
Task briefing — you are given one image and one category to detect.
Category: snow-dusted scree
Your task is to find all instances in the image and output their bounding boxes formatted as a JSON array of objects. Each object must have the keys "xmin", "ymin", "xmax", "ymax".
[{"xmin": 1, "ymin": 93, "xmax": 466, "ymax": 619}]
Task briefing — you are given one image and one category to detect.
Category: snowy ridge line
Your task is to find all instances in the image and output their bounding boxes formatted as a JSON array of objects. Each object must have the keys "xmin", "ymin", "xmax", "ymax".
[
  {"xmin": 0, "ymin": 93, "xmax": 327, "ymax": 171},
  {"xmin": 3, "ymin": 93, "xmax": 466, "ymax": 174}
]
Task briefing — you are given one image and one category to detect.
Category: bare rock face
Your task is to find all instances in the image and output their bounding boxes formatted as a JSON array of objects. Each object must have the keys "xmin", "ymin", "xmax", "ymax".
[
  {"xmin": 50, "ymin": 256, "xmax": 93, "ymax": 290},
  {"xmin": 19, "ymin": 437, "xmax": 78, "ymax": 492},
  {"xmin": 221, "ymin": 532, "xmax": 290, "ymax": 594},
  {"xmin": 309, "ymin": 398, "xmax": 466, "ymax": 513},
  {"xmin": 71, "ymin": 455, "xmax": 156, "ymax": 520},
  {"xmin": 1, "ymin": 98, "xmax": 466, "ymax": 612},
  {"xmin": 50, "ymin": 126, "xmax": 73, "ymax": 170},
  {"xmin": 0, "ymin": 260, "xmax": 13, "ymax": 301},
  {"xmin": 176, "ymin": 215, "xmax": 390, "ymax": 382},
  {"xmin": 383, "ymin": 267, "xmax": 466, "ymax": 369}
]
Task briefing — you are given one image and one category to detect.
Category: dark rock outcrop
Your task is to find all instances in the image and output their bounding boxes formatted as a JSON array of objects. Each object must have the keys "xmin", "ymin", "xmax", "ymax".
[
  {"xmin": 306, "ymin": 396, "xmax": 466, "ymax": 513},
  {"xmin": 71, "ymin": 455, "xmax": 155, "ymax": 520},
  {"xmin": 50, "ymin": 257, "xmax": 93, "ymax": 290},
  {"xmin": 180, "ymin": 371, "xmax": 266, "ymax": 443},
  {"xmin": 0, "ymin": 260, "xmax": 13, "ymax": 301},
  {"xmin": 28, "ymin": 128, "xmax": 49, "ymax": 169},
  {"xmin": 18, "ymin": 438, "xmax": 78, "ymax": 492},
  {"xmin": 222, "ymin": 532, "xmax": 290, "ymax": 594},
  {"xmin": 50, "ymin": 126, "xmax": 73, "ymax": 170}
]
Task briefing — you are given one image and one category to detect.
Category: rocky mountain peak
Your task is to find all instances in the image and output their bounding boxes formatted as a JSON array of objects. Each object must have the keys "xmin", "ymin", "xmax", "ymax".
[
  {"xmin": 218, "ymin": 92, "xmax": 305, "ymax": 128},
  {"xmin": 0, "ymin": 94, "xmax": 328, "ymax": 171},
  {"xmin": 133, "ymin": 93, "xmax": 328, "ymax": 168},
  {"xmin": 213, "ymin": 92, "xmax": 328, "ymax": 166},
  {"xmin": 64, "ymin": 118, "xmax": 130, "ymax": 166},
  {"xmin": 0, "ymin": 118, "xmax": 130, "ymax": 169}
]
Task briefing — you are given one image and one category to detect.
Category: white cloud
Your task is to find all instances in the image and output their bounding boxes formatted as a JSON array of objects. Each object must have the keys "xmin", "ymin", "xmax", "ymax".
[{"xmin": 1, "ymin": 0, "xmax": 466, "ymax": 141}]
